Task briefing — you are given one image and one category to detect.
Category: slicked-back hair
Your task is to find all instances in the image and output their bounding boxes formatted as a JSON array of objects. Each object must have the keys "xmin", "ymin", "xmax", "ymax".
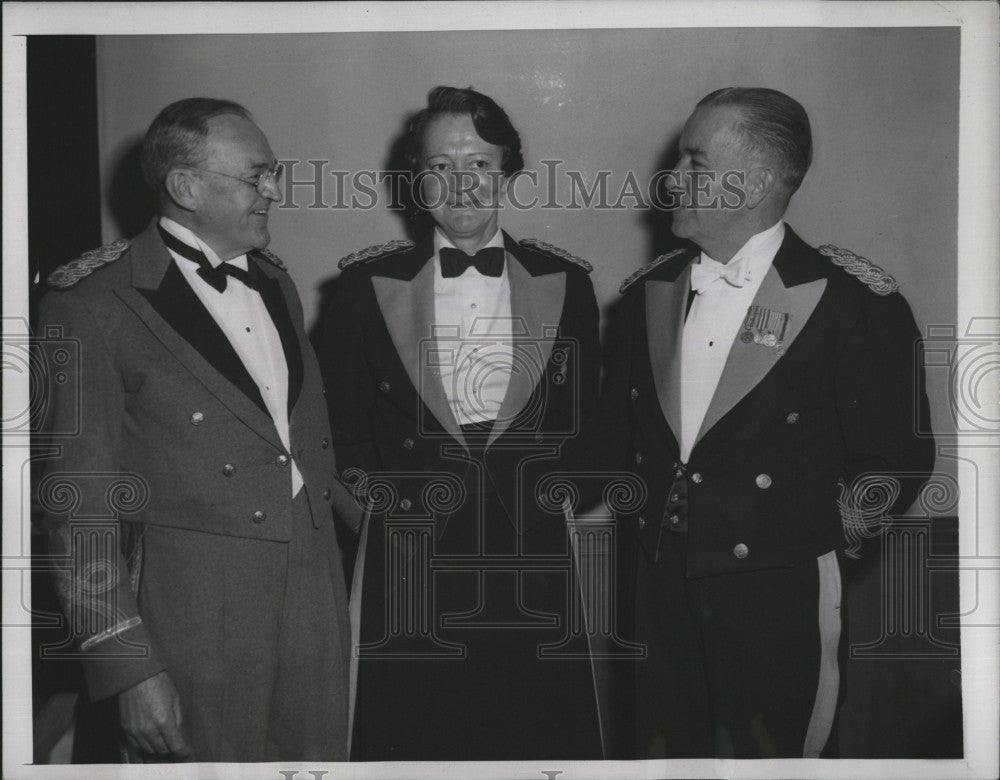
[
  {"xmin": 140, "ymin": 97, "xmax": 252, "ymax": 201},
  {"xmin": 697, "ymin": 87, "xmax": 812, "ymax": 193},
  {"xmin": 405, "ymin": 86, "xmax": 524, "ymax": 176}
]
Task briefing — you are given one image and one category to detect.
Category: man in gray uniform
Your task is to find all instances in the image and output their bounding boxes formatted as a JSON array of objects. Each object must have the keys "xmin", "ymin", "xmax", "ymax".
[{"xmin": 37, "ymin": 98, "xmax": 357, "ymax": 762}]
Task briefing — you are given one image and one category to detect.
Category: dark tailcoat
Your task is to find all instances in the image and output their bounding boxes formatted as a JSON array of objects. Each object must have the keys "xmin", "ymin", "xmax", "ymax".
[
  {"xmin": 36, "ymin": 221, "xmax": 357, "ymax": 761},
  {"xmin": 318, "ymin": 231, "xmax": 604, "ymax": 760},
  {"xmin": 600, "ymin": 226, "xmax": 936, "ymax": 757}
]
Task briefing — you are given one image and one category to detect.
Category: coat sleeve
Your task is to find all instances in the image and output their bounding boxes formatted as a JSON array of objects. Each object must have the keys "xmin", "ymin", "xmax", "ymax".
[
  {"xmin": 834, "ymin": 289, "xmax": 937, "ymax": 523},
  {"xmin": 567, "ymin": 287, "xmax": 639, "ymax": 517},
  {"xmin": 36, "ymin": 289, "xmax": 166, "ymax": 701},
  {"xmin": 316, "ymin": 271, "xmax": 382, "ymax": 483},
  {"xmin": 570, "ymin": 272, "xmax": 602, "ymax": 452}
]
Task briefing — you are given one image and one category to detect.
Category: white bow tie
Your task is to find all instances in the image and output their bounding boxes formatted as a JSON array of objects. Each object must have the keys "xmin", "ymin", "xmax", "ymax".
[{"xmin": 690, "ymin": 256, "xmax": 750, "ymax": 294}]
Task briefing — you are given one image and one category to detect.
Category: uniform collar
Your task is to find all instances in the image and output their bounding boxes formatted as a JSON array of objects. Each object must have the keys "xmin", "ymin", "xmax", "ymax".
[
  {"xmin": 700, "ymin": 220, "xmax": 785, "ymax": 284},
  {"xmin": 159, "ymin": 216, "xmax": 248, "ymax": 270}
]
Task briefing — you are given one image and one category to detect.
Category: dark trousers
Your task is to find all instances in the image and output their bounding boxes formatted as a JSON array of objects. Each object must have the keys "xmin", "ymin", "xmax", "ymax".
[
  {"xmin": 137, "ymin": 488, "xmax": 350, "ymax": 761},
  {"xmin": 632, "ymin": 531, "xmax": 846, "ymax": 759},
  {"xmin": 352, "ymin": 433, "xmax": 603, "ymax": 760}
]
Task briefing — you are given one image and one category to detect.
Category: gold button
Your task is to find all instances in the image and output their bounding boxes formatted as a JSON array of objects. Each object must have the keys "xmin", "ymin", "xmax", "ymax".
[
  {"xmin": 379, "ymin": 381, "xmax": 391, "ymax": 393},
  {"xmin": 276, "ymin": 454, "xmax": 289, "ymax": 467},
  {"xmin": 670, "ymin": 514, "xmax": 680, "ymax": 525},
  {"xmin": 322, "ymin": 488, "xmax": 331, "ymax": 500},
  {"xmin": 669, "ymin": 493, "xmax": 679, "ymax": 503},
  {"xmin": 321, "ymin": 437, "xmax": 329, "ymax": 449},
  {"xmin": 403, "ymin": 438, "xmax": 414, "ymax": 450},
  {"xmin": 691, "ymin": 473, "xmax": 702, "ymax": 484},
  {"xmin": 400, "ymin": 498, "xmax": 412, "ymax": 510},
  {"xmin": 637, "ymin": 517, "xmax": 646, "ymax": 529},
  {"xmin": 630, "ymin": 388, "xmax": 639, "ymax": 400},
  {"xmin": 786, "ymin": 412, "xmax": 800, "ymax": 424},
  {"xmin": 190, "ymin": 412, "xmax": 204, "ymax": 425},
  {"xmin": 635, "ymin": 452, "xmax": 643, "ymax": 465},
  {"xmin": 222, "ymin": 463, "xmax": 235, "ymax": 477},
  {"xmin": 755, "ymin": 473, "xmax": 772, "ymax": 489},
  {"xmin": 252, "ymin": 510, "xmax": 266, "ymax": 524},
  {"xmin": 733, "ymin": 543, "xmax": 749, "ymax": 559}
]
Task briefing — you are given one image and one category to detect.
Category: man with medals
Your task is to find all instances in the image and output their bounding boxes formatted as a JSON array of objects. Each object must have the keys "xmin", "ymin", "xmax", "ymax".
[{"xmin": 601, "ymin": 88, "xmax": 936, "ymax": 759}]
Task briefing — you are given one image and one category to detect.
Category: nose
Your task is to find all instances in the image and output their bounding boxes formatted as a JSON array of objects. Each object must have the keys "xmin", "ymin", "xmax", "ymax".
[{"xmin": 259, "ymin": 178, "xmax": 282, "ymax": 202}]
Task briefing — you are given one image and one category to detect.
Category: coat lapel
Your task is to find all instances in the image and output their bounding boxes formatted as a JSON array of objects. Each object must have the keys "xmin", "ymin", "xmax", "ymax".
[
  {"xmin": 116, "ymin": 221, "xmax": 284, "ymax": 450},
  {"xmin": 694, "ymin": 233, "xmax": 827, "ymax": 447},
  {"xmin": 371, "ymin": 250, "xmax": 467, "ymax": 448},
  {"xmin": 488, "ymin": 236, "xmax": 565, "ymax": 446},
  {"xmin": 645, "ymin": 263, "xmax": 692, "ymax": 448}
]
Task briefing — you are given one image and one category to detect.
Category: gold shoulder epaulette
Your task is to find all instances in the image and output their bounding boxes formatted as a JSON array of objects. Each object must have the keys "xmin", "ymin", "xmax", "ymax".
[
  {"xmin": 518, "ymin": 238, "xmax": 593, "ymax": 272},
  {"xmin": 619, "ymin": 249, "xmax": 686, "ymax": 294},
  {"xmin": 818, "ymin": 244, "xmax": 899, "ymax": 296},
  {"xmin": 338, "ymin": 239, "xmax": 414, "ymax": 271},
  {"xmin": 255, "ymin": 247, "xmax": 287, "ymax": 271},
  {"xmin": 47, "ymin": 239, "xmax": 131, "ymax": 289}
]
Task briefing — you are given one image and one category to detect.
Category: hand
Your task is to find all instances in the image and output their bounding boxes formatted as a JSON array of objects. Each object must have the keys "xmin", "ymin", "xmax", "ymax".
[{"xmin": 118, "ymin": 671, "xmax": 192, "ymax": 760}]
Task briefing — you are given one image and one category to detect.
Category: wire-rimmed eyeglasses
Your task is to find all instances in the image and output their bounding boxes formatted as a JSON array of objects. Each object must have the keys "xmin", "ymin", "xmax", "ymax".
[{"xmin": 185, "ymin": 163, "xmax": 284, "ymax": 194}]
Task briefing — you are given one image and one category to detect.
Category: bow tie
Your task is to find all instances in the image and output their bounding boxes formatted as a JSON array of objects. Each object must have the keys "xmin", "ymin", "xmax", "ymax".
[
  {"xmin": 439, "ymin": 246, "xmax": 505, "ymax": 278},
  {"xmin": 690, "ymin": 256, "xmax": 749, "ymax": 294},
  {"xmin": 158, "ymin": 225, "xmax": 260, "ymax": 293}
]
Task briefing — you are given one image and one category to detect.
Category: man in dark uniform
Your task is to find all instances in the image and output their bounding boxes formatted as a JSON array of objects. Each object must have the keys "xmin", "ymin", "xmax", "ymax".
[
  {"xmin": 600, "ymin": 87, "xmax": 936, "ymax": 758},
  {"xmin": 317, "ymin": 86, "xmax": 603, "ymax": 760},
  {"xmin": 36, "ymin": 98, "xmax": 357, "ymax": 761}
]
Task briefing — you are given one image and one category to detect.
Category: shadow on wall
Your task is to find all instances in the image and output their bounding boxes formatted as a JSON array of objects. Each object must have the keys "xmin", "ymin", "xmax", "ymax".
[
  {"xmin": 107, "ymin": 137, "xmax": 156, "ymax": 239},
  {"xmin": 642, "ymin": 128, "xmax": 689, "ymax": 262},
  {"xmin": 308, "ymin": 112, "xmax": 431, "ymax": 344}
]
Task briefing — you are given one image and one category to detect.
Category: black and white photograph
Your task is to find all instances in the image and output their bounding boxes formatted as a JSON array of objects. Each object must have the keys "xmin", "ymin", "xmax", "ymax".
[{"xmin": 3, "ymin": 2, "xmax": 998, "ymax": 779}]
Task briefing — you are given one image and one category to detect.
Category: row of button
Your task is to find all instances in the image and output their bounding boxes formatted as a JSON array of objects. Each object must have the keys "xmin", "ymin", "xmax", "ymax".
[
  {"xmin": 628, "ymin": 388, "xmax": 802, "ymax": 427},
  {"xmin": 249, "ymin": 484, "xmax": 335, "ymax": 524},
  {"xmin": 191, "ymin": 412, "xmax": 332, "ymax": 453},
  {"xmin": 631, "ymin": 467, "xmax": 770, "ymax": 490},
  {"xmin": 221, "ymin": 454, "xmax": 291, "ymax": 475}
]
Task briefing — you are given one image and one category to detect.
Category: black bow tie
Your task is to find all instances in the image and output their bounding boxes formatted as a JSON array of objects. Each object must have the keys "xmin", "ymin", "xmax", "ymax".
[
  {"xmin": 158, "ymin": 225, "xmax": 260, "ymax": 293},
  {"xmin": 439, "ymin": 246, "xmax": 505, "ymax": 278}
]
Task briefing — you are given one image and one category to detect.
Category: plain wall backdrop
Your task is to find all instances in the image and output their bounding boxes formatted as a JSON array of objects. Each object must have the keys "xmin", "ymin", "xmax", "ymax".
[{"xmin": 95, "ymin": 27, "xmax": 960, "ymax": 448}]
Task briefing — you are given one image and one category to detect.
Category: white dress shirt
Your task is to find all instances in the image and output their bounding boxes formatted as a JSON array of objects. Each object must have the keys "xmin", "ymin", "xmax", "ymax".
[
  {"xmin": 159, "ymin": 217, "xmax": 302, "ymax": 496},
  {"xmin": 679, "ymin": 220, "xmax": 786, "ymax": 462},
  {"xmin": 432, "ymin": 228, "xmax": 514, "ymax": 426}
]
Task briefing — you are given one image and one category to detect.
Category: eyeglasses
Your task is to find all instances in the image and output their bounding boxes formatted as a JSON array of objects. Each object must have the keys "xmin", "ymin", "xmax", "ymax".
[{"xmin": 186, "ymin": 163, "xmax": 284, "ymax": 194}]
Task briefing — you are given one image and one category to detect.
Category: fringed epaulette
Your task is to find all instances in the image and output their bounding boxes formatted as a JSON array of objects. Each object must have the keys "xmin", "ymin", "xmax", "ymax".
[
  {"xmin": 47, "ymin": 239, "xmax": 131, "ymax": 289},
  {"xmin": 518, "ymin": 238, "xmax": 592, "ymax": 272},
  {"xmin": 255, "ymin": 247, "xmax": 287, "ymax": 271},
  {"xmin": 338, "ymin": 239, "xmax": 414, "ymax": 271},
  {"xmin": 618, "ymin": 248, "xmax": 686, "ymax": 294},
  {"xmin": 818, "ymin": 244, "xmax": 899, "ymax": 296}
]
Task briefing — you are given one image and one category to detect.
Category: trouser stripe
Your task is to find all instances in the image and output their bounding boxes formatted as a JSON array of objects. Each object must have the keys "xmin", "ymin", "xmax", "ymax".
[{"xmin": 802, "ymin": 549, "xmax": 842, "ymax": 757}]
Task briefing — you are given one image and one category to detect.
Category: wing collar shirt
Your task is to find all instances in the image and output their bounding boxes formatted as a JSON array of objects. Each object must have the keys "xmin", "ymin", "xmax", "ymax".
[
  {"xmin": 679, "ymin": 220, "xmax": 786, "ymax": 462},
  {"xmin": 432, "ymin": 228, "xmax": 513, "ymax": 426},
  {"xmin": 159, "ymin": 217, "xmax": 303, "ymax": 496}
]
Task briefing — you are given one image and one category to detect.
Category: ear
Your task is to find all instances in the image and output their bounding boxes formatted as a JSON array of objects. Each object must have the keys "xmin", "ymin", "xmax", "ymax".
[
  {"xmin": 164, "ymin": 168, "xmax": 200, "ymax": 212},
  {"xmin": 744, "ymin": 167, "xmax": 775, "ymax": 210}
]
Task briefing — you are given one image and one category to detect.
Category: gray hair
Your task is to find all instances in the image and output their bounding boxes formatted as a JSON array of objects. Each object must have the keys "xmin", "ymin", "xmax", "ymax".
[
  {"xmin": 697, "ymin": 87, "xmax": 812, "ymax": 192},
  {"xmin": 140, "ymin": 97, "xmax": 252, "ymax": 200}
]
